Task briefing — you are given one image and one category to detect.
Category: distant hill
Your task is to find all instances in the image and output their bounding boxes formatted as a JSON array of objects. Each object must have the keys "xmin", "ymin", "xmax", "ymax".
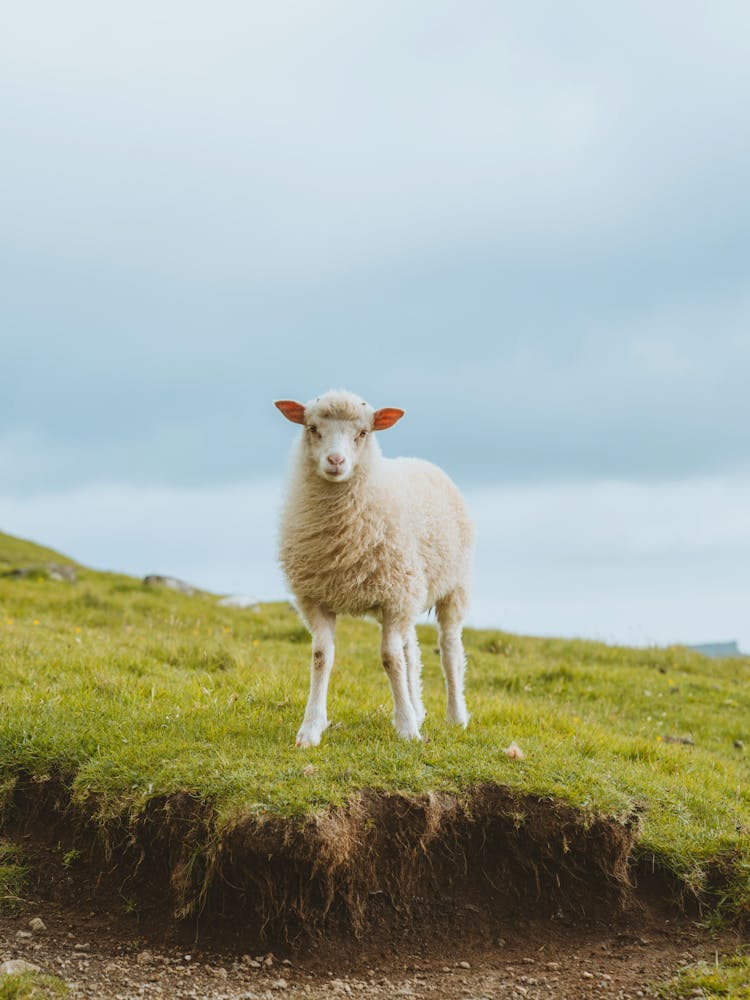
[{"xmin": 687, "ymin": 641, "xmax": 745, "ymax": 659}]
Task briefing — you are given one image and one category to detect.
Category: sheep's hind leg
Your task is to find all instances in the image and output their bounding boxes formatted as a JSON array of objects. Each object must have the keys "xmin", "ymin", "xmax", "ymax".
[
  {"xmin": 296, "ymin": 600, "xmax": 336, "ymax": 748},
  {"xmin": 381, "ymin": 617, "xmax": 421, "ymax": 740},
  {"xmin": 436, "ymin": 592, "xmax": 469, "ymax": 728},
  {"xmin": 403, "ymin": 626, "xmax": 426, "ymax": 726}
]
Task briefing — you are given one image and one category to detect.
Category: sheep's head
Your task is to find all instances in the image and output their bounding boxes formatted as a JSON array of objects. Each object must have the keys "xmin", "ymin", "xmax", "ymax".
[{"xmin": 275, "ymin": 390, "xmax": 404, "ymax": 483}]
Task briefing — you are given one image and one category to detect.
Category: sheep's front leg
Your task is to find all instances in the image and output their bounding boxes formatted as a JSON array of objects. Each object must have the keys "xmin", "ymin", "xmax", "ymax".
[
  {"xmin": 296, "ymin": 601, "xmax": 336, "ymax": 748},
  {"xmin": 381, "ymin": 617, "xmax": 421, "ymax": 740},
  {"xmin": 403, "ymin": 626, "xmax": 426, "ymax": 726}
]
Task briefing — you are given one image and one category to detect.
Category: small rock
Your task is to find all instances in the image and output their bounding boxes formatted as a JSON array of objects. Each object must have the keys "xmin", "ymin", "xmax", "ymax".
[
  {"xmin": 582, "ymin": 970, "xmax": 594, "ymax": 978},
  {"xmin": 143, "ymin": 574, "xmax": 195, "ymax": 595},
  {"xmin": 281, "ymin": 958, "xmax": 292, "ymax": 966},
  {"xmin": 546, "ymin": 962, "xmax": 560, "ymax": 970},
  {"xmin": 73, "ymin": 943, "xmax": 90, "ymax": 951},
  {"xmin": 458, "ymin": 961, "xmax": 471, "ymax": 969},
  {"xmin": 1, "ymin": 959, "xmax": 42, "ymax": 975},
  {"xmin": 137, "ymin": 950, "xmax": 154, "ymax": 965},
  {"xmin": 242, "ymin": 955, "xmax": 262, "ymax": 968},
  {"xmin": 15, "ymin": 930, "xmax": 33, "ymax": 941},
  {"xmin": 263, "ymin": 954, "xmax": 275, "ymax": 967},
  {"xmin": 272, "ymin": 979, "xmax": 288, "ymax": 990},
  {"xmin": 217, "ymin": 595, "xmax": 260, "ymax": 609},
  {"xmin": 29, "ymin": 917, "xmax": 47, "ymax": 932},
  {"xmin": 734, "ymin": 739, "xmax": 744, "ymax": 749}
]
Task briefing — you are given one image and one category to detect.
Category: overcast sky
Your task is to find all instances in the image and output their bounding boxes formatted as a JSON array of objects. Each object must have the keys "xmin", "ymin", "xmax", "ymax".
[{"xmin": 1, "ymin": 2, "xmax": 748, "ymax": 648}]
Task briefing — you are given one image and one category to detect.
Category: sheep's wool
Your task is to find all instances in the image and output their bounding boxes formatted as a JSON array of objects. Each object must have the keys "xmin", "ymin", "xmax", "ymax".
[
  {"xmin": 277, "ymin": 388, "xmax": 473, "ymax": 745},
  {"xmin": 279, "ymin": 391, "xmax": 473, "ymax": 625}
]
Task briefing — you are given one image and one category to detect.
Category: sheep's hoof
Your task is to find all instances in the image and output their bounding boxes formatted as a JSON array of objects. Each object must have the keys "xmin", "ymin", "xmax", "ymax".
[
  {"xmin": 296, "ymin": 721, "xmax": 327, "ymax": 747},
  {"xmin": 447, "ymin": 707, "xmax": 470, "ymax": 728},
  {"xmin": 394, "ymin": 718, "xmax": 422, "ymax": 741}
]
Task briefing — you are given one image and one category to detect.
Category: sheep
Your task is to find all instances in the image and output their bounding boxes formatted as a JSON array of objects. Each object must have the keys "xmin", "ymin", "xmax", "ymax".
[{"xmin": 275, "ymin": 389, "xmax": 474, "ymax": 747}]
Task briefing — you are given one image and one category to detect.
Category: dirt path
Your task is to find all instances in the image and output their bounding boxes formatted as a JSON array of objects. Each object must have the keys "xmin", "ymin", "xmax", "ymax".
[{"xmin": 1, "ymin": 900, "xmax": 739, "ymax": 999}]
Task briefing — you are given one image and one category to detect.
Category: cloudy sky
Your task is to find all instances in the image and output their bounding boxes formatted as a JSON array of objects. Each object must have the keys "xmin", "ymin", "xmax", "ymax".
[{"xmin": 1, "ymin": 1, "xmax": 749, "ymax": 648}]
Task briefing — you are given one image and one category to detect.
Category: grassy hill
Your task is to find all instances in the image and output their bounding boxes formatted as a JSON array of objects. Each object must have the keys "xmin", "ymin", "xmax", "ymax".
[{"xmin": 1, "ymin": 529, "xmax": 749, "ymax": 932}]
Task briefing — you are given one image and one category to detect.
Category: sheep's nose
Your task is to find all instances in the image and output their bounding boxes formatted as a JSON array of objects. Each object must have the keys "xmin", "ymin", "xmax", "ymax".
[{"xmin": 326, "ymin": 453, "xmax": 345, "ymax": 468}]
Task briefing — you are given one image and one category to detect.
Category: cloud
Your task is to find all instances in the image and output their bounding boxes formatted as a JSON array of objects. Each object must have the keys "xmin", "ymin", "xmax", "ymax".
[{"xmin": 1, "ymin": 1, "xmax": 749, "ymax": 492}]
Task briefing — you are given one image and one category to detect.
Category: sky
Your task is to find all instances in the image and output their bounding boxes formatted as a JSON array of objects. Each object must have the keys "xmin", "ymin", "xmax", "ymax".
[{"xmin": 1, "ymin": 1, "xmax": 749, "ymax": 649}]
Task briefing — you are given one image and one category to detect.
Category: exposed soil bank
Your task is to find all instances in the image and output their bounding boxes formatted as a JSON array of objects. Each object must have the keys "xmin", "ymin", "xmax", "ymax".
[
  {"xmin": 5, "ymin": 777, "xmax": 743, "ymax": 998},
  {"xmin": 4, "ymin": 777, "xmax": 647, "ymax": 948}
]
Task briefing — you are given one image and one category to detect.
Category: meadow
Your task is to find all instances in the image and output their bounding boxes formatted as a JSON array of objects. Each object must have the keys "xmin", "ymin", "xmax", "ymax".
[{"xmin": 1, "ymin": 529, "xmax": 749, "ymax": 932}]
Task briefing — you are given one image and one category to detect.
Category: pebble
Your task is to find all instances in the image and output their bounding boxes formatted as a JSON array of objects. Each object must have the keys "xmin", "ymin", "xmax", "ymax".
[
  {"xmin": 15, "ymin": 930, "xmax": 33, "ymax": 941},
  {"xmin": 242, "ymin": 956, "xmax": 262, "ymax": 969},
  {"xmin": 1, "ymin": 959, "xmax": 42, "ymax": 975},
  {"xmin": 458, "ymin": 960, "xmax": 471, "ymax": 969},
  {"xmin": 136, "ymin": 950, "xmax": 154, "ymax": 965},
  {"xmin": 582, "ymin": 970, "xmax": 594, "ymax": 978},
  {"xmin": 272, "ymin": 979, "xmax": 288, "ymax": 990},
  {"xmin": 29, "ymin": 917, "xmax": 47, "ymax": 932},
  {"xmin": 74, "ymin": 943, "xmax": 90, "ymax": 951}
]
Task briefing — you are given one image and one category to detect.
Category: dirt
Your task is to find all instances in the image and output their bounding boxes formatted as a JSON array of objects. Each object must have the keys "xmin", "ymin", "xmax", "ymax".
[
  {"xmin": 1, "ymin": 780, "xmax": 745, "ymax": 997},
  {"xmin": 1, "ymin": 897, "xmax": 740, "ymax": 999}
]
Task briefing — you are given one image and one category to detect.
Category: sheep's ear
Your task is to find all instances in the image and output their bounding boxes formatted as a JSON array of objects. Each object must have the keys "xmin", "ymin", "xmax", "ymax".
[
  {"xmin": 275, "ymin": 400, "xmax": 306, "ymax": 424},
  {"xmin": 373, "ymin": 407, "xmax": 405, "ymax": 430}
]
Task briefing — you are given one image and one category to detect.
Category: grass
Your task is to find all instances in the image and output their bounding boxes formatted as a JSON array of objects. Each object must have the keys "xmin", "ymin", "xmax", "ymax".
[
  {"xmin": 655, "ymin": 951, "xmax": 750, "ymax": 997},
  {"xmin": 0, "ymin": 973, "xmax": 67, "ymax": 1000},
  {"xmin": 0, "ymin": 529, "xmax": 749, "ymax": 919},
  {"xmin": 0, "ymin": 838, "xmax": 27, "ymax": 913}
]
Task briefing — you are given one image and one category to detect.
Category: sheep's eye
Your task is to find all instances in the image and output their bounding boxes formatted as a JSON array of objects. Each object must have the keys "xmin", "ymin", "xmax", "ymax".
[
  {"xmin": 308, "ymin": 425, "xmax": 319, "ymax": 436},
  {"xmin": 356, "ymin": 430, "xmax": 367, "ymax": 441}
]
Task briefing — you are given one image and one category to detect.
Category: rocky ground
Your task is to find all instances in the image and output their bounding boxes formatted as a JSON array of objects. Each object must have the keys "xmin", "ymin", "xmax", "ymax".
[{"xmin": 1, "ymin": 900, "xmax": 740, "ymax": 999}]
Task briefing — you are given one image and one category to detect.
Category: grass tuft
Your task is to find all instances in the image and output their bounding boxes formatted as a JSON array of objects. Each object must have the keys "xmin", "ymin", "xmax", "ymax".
[
  {"xmin": 655, "ymin": 951, "xmax": 750, "ymax": 997},
  {"xmin": 0, "ymin": 973, "xmax": 68, "ymax": 999},
  {"xmin": 0, "ymin": 839, "xmax": 28, "ymax": 914}
]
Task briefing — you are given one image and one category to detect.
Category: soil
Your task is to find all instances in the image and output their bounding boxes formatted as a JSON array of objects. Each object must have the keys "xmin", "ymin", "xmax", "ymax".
[
  {"xmin": 1, "ymin": 896, "xmax": 740, "ymax": 999},
  {"xmin": 1, "ymin": 781, "xmax": 745, "ymax": 998}
]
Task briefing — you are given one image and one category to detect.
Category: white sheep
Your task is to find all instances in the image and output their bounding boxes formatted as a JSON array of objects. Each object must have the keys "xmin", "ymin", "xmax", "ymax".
[{"xmin": 275, "ymin": 389, "xmax": 473, "ymax": 747}]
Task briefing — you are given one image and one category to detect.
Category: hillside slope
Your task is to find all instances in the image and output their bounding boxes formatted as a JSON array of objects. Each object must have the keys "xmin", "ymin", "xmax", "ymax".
[{"xmin": 0, "ymin": 530, "xmax": 748, "ymax": 933}]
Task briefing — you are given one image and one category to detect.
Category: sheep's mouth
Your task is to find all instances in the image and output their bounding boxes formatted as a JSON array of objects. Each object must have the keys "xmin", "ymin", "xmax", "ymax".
[{"xmin": 321, "ymin": 468, "xmax": 349, "ymax": 481}]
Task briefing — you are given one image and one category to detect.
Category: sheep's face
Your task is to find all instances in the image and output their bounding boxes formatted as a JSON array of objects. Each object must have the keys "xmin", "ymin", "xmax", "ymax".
[{"xmin": 275, "ymin": 392, "xmax": 404, "ymax": 484}]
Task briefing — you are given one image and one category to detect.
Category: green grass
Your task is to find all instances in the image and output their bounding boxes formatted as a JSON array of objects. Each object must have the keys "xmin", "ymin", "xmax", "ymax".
[
  {"xmin": 0, "ymin": 972, "xmax": 67, "ymax": 1000},
  {"xmin": 1, "ymin": 530, "xmax": 750, "ymax": 915},
  {"xmin": 0, "ymin": 838, "xmax": 27, "ymax": 913},
  {"xmin": 655, "ymin": 952, "xmax": 750, "ymax": 997}
]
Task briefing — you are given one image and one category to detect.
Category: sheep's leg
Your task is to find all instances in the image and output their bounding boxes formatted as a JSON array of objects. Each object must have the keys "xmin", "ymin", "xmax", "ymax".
[
  {"xmin": 381, "ymin": 618, "xmax": 421, "ymax": 740},
  {"xmin": 436, "ymin": 594, "xmax": 469, "ymax": 728},
  {"xmin": 296, "ymin": 601, "xmax": 336, "ymax": 748},
  {"xmin": 403, "ymin": 626, "xmax": 426, "ymax": 725}
]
